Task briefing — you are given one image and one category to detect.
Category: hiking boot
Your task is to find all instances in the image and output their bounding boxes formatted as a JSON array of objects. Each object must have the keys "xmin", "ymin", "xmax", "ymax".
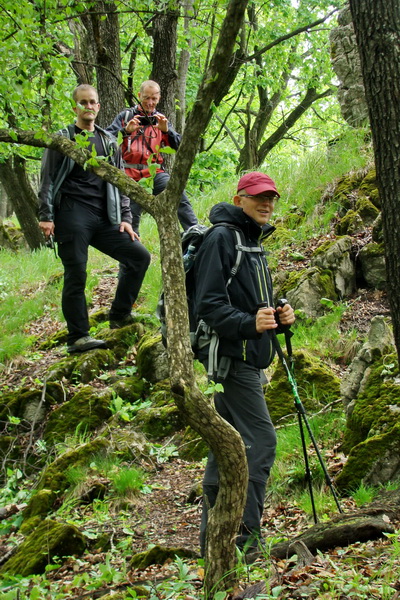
[
  {"xmin": 109, "ymin": 313, "xmax": 135, "ymax": 330},
  {"xmin": 67, "ymin": 335, "xmax": 107, "ymax": 354}
]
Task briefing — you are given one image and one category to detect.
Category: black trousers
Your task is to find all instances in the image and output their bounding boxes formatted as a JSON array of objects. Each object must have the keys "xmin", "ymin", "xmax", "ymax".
[
  {"xmin": 130, "ymin": 171, "xmax": 198, "ymax": 233},
  {"xmin": 199, "ymin": 359, "xmax": 277, "ymax": 554},
  {"xmin": 54, "ymin": 199, "xmax": 151, "ymax": 344}
]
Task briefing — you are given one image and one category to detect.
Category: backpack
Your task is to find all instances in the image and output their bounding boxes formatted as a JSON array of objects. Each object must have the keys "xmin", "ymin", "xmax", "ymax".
[{"xmin": 156, "ymin": 222, "xmax": 260, "ymax": 374}]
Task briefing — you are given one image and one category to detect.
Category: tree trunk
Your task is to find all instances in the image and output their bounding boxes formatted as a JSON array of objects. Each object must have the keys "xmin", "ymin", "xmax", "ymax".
[
  {"xmin": 80, "ymin": 0, "xmax": 126, "ymax": 127},
  {"xmin": 176, "ymin": 0, "xmax": 194, "ymax": 134},
  {"xmin": 150, "ymin": 5, "xmax": 179, "ymax": 172},
  {"xmin": 349, "ymin": 0, "xmax": 400, "ymax": 365},
  {"xmin": 0, "ymin": 156, "xmax": 43, "ymax": 250}
]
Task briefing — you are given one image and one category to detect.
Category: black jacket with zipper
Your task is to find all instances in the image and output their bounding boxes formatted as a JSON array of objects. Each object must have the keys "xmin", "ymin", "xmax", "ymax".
[
  {"xmin": 194, "ymin": 202, "xmax": 277, "ymax": 369},
  {"xmin": 38, "ymin": 124, "xmax": 132, "ymax": 225}
]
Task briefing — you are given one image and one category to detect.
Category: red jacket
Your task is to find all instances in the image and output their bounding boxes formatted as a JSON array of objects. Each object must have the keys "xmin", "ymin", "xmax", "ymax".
[{"xmin": 107, "ymin": 106, "xmax": 182, "ymax": 181}]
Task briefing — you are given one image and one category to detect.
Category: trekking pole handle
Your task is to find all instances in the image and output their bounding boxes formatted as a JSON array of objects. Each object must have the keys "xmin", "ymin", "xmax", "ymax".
[{"xmin": 275, "ymin": 298, "xmax": 291, "ymax": 331}]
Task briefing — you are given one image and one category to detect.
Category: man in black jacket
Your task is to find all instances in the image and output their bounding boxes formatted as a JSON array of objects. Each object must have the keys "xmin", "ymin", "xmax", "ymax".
[
  {"xmin": 107, "ymin": 80, "xmax": 197, "ymax": 233},
  {"xmin": 194, "ymin": 171, "xmax": 295, "ymax": 558},
  {"xmin": 39, "ymin": 84, "xmax": 151, "ymax": 353}
]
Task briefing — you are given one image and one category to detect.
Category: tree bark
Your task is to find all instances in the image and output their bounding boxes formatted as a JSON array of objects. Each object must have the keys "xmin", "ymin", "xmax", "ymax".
[
  {"xmin": 150, "ymin": 5, "xmax": 179, "ymax": 125},
  {"xmin": 348, "ymin": 0, "xmax": 400, "ymax": 365},
  {"xmin": 150, "ymin": 4, "xmax": 179, "ymax": 173},
  {"xmin": 0, "ymin": 156, "xmax": 43, "ymax": 250},
  {"xmin": 175, "ymin": 0, "xmax": 193, "ymax": 134},
  {"xmin": 80, "ymin": 0, "xmax": 126, "ymax": 127}
]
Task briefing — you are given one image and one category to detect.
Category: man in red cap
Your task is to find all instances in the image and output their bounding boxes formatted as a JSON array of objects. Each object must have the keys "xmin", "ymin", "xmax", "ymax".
[{"xmin": 194, "ymin": 171, "xmax": 295, "ymax": 560}]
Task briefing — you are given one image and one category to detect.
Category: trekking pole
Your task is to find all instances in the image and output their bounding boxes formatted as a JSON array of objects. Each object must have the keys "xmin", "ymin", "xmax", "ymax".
[{"xmin": 259, "ymin": 300, "xmax": 343, "ymax": 522}]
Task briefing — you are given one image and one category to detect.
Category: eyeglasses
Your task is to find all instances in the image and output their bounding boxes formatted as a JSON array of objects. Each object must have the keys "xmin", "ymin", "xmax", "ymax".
[{"xmin": 238, "ymin": 194, "xmax": 278, "ymax": 202}]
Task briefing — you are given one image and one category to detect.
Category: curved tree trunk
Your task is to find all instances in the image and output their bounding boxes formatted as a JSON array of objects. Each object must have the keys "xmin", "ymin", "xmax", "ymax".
[
  {"xmin": 349, "ymin": 0, "xmax": 400, "ymax": 365},
  {"xmin": 0, "ymin": 156, "xmax": 43, "ymax": 250}
]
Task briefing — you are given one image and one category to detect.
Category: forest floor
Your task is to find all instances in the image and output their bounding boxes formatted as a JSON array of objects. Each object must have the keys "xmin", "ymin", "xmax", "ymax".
[{"xmin": 1, "ymin": 263, "xmax": 399, "ymax": 599}]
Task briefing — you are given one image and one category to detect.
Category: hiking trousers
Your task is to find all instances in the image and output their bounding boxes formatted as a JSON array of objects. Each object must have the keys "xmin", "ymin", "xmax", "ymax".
[
  {"xmin": 129, "ymin": 171, "xmax": 198, "ymax": 233},
  {"xmin": 54, "ymin": 199, "xmax": 151, "ymax": 344},
  {"xmin": 200, "ymin": 359, "xmax": 277, "ymax": 554}
]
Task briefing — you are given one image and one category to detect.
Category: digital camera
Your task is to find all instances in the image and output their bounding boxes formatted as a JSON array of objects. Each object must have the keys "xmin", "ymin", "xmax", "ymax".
[{"xmin": 138, "ymin": 115, "xmax": 158, "ymax": 127}]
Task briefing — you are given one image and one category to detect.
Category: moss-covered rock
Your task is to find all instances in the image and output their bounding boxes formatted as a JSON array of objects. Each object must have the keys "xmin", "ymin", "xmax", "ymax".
[
  {"xmin": 0, "ymin": 519, "xmax": 86, "ymax": 576},
  {"xmin": 72, "ymin": 349, "xmax": 116, "ymax": 383},
  {"xmin": 136, "ymin": 332, "xmax": 169, "ymax": 383},
  {"xmin": 332, "ymin": 173, "xmax": 364, "ymax": 211},
  {"xmin": 355, "ymin": 196, "xmax": 379, "ymax": 225},
  {"xmin": 342, "ymin": 353, "xmax": 399, "ymax": 452},
  {"xmin": 335, "ymin": 209, "xmax": 364, "ymax": 236},
  {"xmin": 265, "ymin": 350, "xmax": 341, "ymax": 423},
  {"xmin": 336, "ymin": 422, "xmax": 400, "ymax": 492},
  {"xmin": 358, "ymin": 242, "xmax": 386, "ymax": 290},
  {"xmin": 0, "ymin": 222, "xmax": 28, "ymax": 251},
  {"xmin": 22, "ymin": 489, "xmax": 57, "ymax": 521},
  {"xmin": 276, "ymin": 267, "xmax": 338, "ymax": 318},
  {"xmin": 0, "ymin": 383, "xmax": 64, "ymax": 425},
  {"xmin": 359, "ymin": 168, "xmax": 380, "ymax": 208},
  {"xmin": 130, "ymin": 544, "xmax": 198, "ymax": 569},
  {"xmin": 35, "ymin": 437, "xmax": 109, "ymax": 496},
  {"xmin": 311, "ymin": 236, "xmax": 355, "ymax": 297},
  {"xmin": 111, "ymin": 376, "xmax": 148, "ymax": 402},
  {"xmin": 43, "ymin": 386, "xmax": 113, "ymax": 445}
]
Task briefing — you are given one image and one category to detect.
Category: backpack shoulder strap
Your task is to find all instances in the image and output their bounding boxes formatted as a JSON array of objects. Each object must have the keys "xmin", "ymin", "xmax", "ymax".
[{"xmin": 211, "ymin": 223, "xmax": 263, "ymax": 287}]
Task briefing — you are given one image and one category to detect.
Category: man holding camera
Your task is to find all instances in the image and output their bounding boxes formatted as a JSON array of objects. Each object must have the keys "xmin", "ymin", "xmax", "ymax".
[
  {"xmin": 194, "ymin": 171, "xmax": 295, "ymax": 559},
  {"xmin": 107, "ymin": 80, "xmax": 197, "ymax": 233},
  {"xmin": 38, "ymin": 84, "xmax": 151, "ymax": 354}
]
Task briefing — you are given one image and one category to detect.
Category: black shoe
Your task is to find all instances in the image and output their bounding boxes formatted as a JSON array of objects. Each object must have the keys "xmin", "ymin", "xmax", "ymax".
[
  {"xmin": 67, "ymin": 335, "xmax": 107, "ymax": 354},
  {"xmin": 109, "ymin": 314, "xmax": 135, "ymax": 330}
]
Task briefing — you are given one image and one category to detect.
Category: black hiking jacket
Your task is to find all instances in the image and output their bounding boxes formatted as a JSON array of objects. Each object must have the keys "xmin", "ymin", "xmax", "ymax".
[
  {"xmin": 38, "ymin": 124, "xmax": 131, "ymax": 225},
  {"xmin": 194, "ymin": 202, "xmax": 277, "ymax": 370}
]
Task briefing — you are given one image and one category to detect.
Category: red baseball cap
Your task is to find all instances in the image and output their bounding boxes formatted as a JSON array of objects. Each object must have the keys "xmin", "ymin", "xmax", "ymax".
[{"xmin": 237, "ymin": 171, "xmax": 280, "ymax": 198}]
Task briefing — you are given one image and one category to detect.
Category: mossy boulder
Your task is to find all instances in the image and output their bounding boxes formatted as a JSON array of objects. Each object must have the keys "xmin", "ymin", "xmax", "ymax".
[
  {"xmin": 101, "ymin": 323, "xmax": 141, "ymax": 361},
  {"xmin": 35, "ymin": 437, "xmax": 109, "ymax": 496},
  {"xmin": 265, "ymin": 350, "xmax": 341, "ymax": 423},
  {"xmin": 335, "ymin": 209, "xmax": 364, "ymax": 236},
  {"xmin": 372, "ymin": 213, "xmax": 384, "ymax": 243},
  {"xmin": 0, "ymin": 519, "xmax": 86, "ymax": 576},
  {"xmin": 0, "ymin": 383, "xmax": 64, "ymax": 425},
  {"xmin": 108, "ymin": 426, "xmax": 149, "ymax": 461},
  {"xmin": 136, "ymin": 332, "xmax": 169, "ymax": 383},
  {"xmin": 72, "ymin": 349, "xmax": 116, "ymax": 383},
  {"xmin": 176, "ymin": 426, "xmax": 209, "ymax": 461},
  {"xmin": 332, "ymin": 173, "xmax": 364, "ymax": 211},
  {"xmin": 22, "ymin": 489, "xmax": 57, "ymax": 521},
  {"xmin": 359, "ymin": 168, "xmax": 380, "ymax": 208},
  {"xmin": 311, "ymin": 236, "xmax": 355, "ymax": 297},
  {"xmin": 43, "ymin": 386, "xmax": 113, "ymax": 445},
  {"xmin": 39, "ymin": 328, "xmax": 68, "ymax": 350},
  {"xmin": 276, "ymin": 267, "xmax": 338, "ymax": 318},
  {"xmin": 336, "ymin": 422, "xmax": 400, "ymax": 492},
  {"xmin": 0, "ymin": 221, "xmax": 28, "ymax": 251},
  {"xmin": 358, "ymin": 242, "xmax": 386, "ymax": 290},
  {"xmin": 111, "ymin": 375, "xmax": 148, "ymax": 402},
  {"xmin": 355, "ymin": 196, "xmax": 379, "ymax": 225},
  {"xmin": 342, "ymin": 352, "xmax": 399, "ymax": 452},
  {"xmin": 134, "ymin": 381, "xmax": 183, "ymax": 439},
  {"xmin": 130, "ymin": 544, "xmax": 198, "ymax": 569}
]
